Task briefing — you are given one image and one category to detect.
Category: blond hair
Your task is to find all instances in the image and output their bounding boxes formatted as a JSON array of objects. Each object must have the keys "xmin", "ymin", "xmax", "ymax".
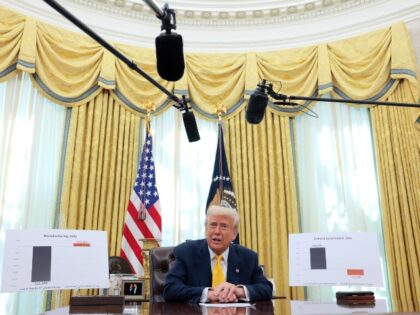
[{"xmin": 205, "ymin": 205, "xmax": 239, "ymax": 228}]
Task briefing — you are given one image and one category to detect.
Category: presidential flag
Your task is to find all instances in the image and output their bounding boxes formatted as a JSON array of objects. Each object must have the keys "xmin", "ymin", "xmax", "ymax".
[
  {"xmin": 206, "ymin": 122, "xmax": 239, "ymax": 243},
  {"xmin": 120, "ymin": 123, "xmax": 161, "ymax": 275}
]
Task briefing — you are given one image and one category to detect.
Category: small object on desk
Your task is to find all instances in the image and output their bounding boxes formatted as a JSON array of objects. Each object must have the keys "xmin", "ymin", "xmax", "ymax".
[
  {"xmin": 69, "ymin": 295, "xmax": 124, "ymax": 314},
  {"xmin": 336, "ymin": 291, "xmax": 375, "ymax": 305}
]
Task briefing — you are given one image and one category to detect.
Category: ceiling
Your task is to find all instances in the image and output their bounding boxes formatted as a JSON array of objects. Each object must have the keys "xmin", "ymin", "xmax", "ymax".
[{"xmin": 2, "ymin": 0, "xmax": 420, "ymax": 51}]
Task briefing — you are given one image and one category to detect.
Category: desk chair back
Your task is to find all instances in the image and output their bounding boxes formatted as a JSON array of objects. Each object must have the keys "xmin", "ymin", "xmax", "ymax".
[{"xmin": 149, "ymin": 246, "xmax": 175, "ymax": 302}]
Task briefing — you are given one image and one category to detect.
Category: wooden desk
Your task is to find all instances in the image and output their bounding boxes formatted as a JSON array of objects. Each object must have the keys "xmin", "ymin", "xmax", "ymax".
[
  {"xmin": 41, "ymin": 300, "xmax": 420, "ymax": 315},
  {"xmin": 150, "ymin": 301, "xmax": 275, "ymax": 314}
]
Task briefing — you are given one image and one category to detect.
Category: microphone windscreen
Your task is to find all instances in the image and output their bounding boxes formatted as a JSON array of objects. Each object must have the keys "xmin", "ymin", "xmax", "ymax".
[
  {"xmin": 155, "ymin": 32, "xmax": 185, "ymax": 81},
  {"xmin": 182, "ymin": 111, "xmax": 200, "ymax": 142},
  {"xmin": 246, "ymin": 90, "xmax": 269, "ymax": 124}
]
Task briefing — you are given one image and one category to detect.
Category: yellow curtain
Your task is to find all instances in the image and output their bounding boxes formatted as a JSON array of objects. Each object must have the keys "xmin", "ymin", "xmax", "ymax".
[
  {"xmin": 371, "ymin": 80, "xmax": 420, "ymax": 312},
  {"xmin": 256, "ymin": 46, "xmax": 319, "ymax": 117},
  {"xmin": 224, "ymin": 110, "xmax": 304, "ymax": 299},
  {"xmin": 414, "ymin": 107, "xmax": 420, "ymax": 149},
  {"xmin": 185, "ymin": 52, "xmax": 247, "ymax": 118},
  {"xmin": 55, "ymin": 91, "xmax": 141, "ymax": 307},
  {"xmin": 113, "ymin": 43, "xmax": 173, "ymax": 110},
  {"xmin": 0, "ymin": 7, "xmax": 25, "ymax": 82}
]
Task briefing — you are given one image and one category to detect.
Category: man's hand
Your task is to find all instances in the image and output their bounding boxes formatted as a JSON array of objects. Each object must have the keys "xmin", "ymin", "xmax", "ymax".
[{"xmin": 209, "ymin": 282, "xmax": 246, "ymax": 303}]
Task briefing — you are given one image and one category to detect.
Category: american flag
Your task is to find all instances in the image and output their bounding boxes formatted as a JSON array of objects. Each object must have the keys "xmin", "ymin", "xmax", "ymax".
[{"xmin": 120, "ymin": 124, "xmax": 161, "ymax": 275}]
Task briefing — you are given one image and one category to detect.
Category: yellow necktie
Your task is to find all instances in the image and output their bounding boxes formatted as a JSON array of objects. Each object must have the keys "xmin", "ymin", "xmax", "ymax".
[{"xmin": 212, "ymin": 255, "xmax": 225, "ymax": 287}]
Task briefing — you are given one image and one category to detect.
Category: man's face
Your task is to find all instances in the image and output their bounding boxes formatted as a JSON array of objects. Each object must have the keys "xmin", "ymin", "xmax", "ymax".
[{"xmin": 205, "ymin": 214, "xmax": 238, "ymax": 255}]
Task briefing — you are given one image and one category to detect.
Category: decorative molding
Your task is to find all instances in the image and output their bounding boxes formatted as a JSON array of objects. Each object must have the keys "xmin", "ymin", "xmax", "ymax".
[
  {"xmin": 65, "ymin": 0, "xmax": 379, "ymax": 26},
  {"xmin": 2, "ymin": 0, "xmax": 420, "ymax": 52}
]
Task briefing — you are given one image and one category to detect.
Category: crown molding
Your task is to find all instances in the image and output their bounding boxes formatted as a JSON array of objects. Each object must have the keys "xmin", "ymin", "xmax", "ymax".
[
  {"xmin": 2, "ymin": 0, "xmax": 420, "ymax": 52},
  {"xmin": 59, "ymin": 0, "xmax": 380, "ymax": 27}
]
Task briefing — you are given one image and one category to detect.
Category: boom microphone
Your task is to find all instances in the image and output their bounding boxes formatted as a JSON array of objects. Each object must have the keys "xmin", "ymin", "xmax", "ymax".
[
  {"xmin": 182, "ymin": 110, "xmax": 200, "ymax": 142},
  {"xmin": 155, "ymin": 32, "xmax": 185, "ymax": 81},
  {"xmin": 246, "ymin": 78, "xmax": 420, "ymax": 124},
  {"xmin": 145, "ymin": 1, "xmax": 184, "ymax": 82},
  {"xmin": 246, "ymin": 82, "xmax": 269, "ymax": 124}
]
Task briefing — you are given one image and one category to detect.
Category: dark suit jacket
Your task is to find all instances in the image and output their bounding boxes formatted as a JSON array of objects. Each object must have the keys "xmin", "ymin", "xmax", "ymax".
[{"xmin": 163, "ymin": 239, "xmax": 273, "ymax": 304}]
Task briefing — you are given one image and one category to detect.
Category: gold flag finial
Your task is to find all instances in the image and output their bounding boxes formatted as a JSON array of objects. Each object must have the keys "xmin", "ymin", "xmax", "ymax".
[
  {"xmin": 143, "ymin": 100, "xmax": 155, "ymax": 129},
  {"xmin": 215, "ymin": 104, "xmax": 226, "ymax": 121}
]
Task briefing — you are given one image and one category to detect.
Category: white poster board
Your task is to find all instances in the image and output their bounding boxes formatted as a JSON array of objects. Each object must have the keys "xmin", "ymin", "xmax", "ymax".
[
  {"xmin": 289, "ymin": 232, "xmax": 383, "ymax": 286},
  {"xmin": 1, "ymin": 229, "xmax": 109, "ymax": 292}
]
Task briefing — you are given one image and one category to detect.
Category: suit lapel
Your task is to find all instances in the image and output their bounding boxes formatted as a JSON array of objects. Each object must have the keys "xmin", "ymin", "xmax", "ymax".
[
  {"xmin": 196, "ymin": 239, "xmax": 212, "ymax": 286},
  {"xmin": 227, "ymin": 244, "xmax": 241, "ymax": 284}
]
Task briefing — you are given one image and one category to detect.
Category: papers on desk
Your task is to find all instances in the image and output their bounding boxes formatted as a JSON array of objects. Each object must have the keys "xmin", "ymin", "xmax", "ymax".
[{"xmin": 200, "ymin": 303, "xmax": 254, "ymax": 307}]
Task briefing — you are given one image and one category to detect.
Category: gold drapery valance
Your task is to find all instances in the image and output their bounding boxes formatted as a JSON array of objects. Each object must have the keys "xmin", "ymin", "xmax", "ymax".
[{"xmin": 0, "ymin": 6, "xmax": 418, "ymax": 121}]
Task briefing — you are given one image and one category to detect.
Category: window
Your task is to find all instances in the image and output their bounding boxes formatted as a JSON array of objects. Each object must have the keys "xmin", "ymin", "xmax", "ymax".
[
  {"xmin": 294, "ymin": 101, "xmax": 390, "ymax": 300},
  {"xmin": 0, "ymin": 73, "xmax": 66, "ymax": 314}
]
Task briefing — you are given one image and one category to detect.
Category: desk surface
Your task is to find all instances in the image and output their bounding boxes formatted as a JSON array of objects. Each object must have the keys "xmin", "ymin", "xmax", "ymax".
[{"xmin": 41, "ymin": 299, "xmax": 420, "ymax": 315}]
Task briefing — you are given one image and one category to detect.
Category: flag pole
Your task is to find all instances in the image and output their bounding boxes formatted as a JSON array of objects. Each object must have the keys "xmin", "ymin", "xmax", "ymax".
[
  {"xmin": 206, "ymin": 105, "xmax": 240, "ymax": 243},
  {"xmin": 144, "ymin": 100, "xmax": 155, "ymax": 134},
  {"xmin": 216, "ymin": 105, "xmax": 226, "ymax": 200},
  {"xmin": 216, "ymin": 104, "xmax": 226, "ymax": 122}
]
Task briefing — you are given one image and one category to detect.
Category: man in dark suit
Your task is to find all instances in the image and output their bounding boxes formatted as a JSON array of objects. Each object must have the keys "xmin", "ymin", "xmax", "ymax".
[{"xmin": 163, "ymin": 205, "xmax": 273, "ymax": 304}]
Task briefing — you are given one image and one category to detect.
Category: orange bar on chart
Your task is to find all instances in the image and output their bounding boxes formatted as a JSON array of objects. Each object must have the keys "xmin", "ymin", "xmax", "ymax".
[
  {"xmin": 73, "ymin": 242, "xmax": 91, "ymax": 247},
  {"xmin": 347, "ymin": 269, "xmax": 364, "ymax": 276}
]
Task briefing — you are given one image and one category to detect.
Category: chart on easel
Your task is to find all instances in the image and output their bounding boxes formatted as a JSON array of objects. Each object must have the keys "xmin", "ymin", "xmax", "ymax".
[
  {"xmin": 1, "ymin": 229, "xmax": 109, "ymax": 292},
  {"xmin": 289, "ymin": 232, "xmax": 383, "ymax": 286}
]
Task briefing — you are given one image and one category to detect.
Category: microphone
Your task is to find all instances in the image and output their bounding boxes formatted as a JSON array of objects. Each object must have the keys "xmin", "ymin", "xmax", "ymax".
[
  {"xmin": 246, "ymin": 82, "xmax": 269, "ymax": 124},
  {"xmin": 182, "ymin": 110, "xmax": 200, "ymax": 142},
  {"xmin": 155, "ymin": 31, "xmax": 185, "ymax": 81},
  {"xmin": 179, "ymin": 95, "xmax": 200, "ymax": 142},
  {"xmin": 145, "ymin": 1, "xmax": 184, "ymax": 82}
]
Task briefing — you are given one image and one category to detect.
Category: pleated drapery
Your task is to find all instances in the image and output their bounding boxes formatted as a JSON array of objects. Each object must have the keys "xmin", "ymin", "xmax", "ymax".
[
  {"xmin": 224, "ymin": 111, "xmax": 303, "ymax": 299},
  {"xmin": 371, "ymin": 80, "xmax": 420, "ymax": 312},
  {"xmin": 52, "ymin": 91, "xmax": 140, "ymax": 308},
  {"xmin": 1, "ymin": 5, "xmax": 419, "ymax": 309},
  {"xmin": 59, "ymin": 91, "xmax": 139, "ymax": 253}
]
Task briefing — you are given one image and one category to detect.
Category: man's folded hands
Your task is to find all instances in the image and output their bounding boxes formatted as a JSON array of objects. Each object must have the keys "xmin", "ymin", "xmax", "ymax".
[{"xmin": 208, "ymin": 282, "xmax": 246, "ymax": 303}]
